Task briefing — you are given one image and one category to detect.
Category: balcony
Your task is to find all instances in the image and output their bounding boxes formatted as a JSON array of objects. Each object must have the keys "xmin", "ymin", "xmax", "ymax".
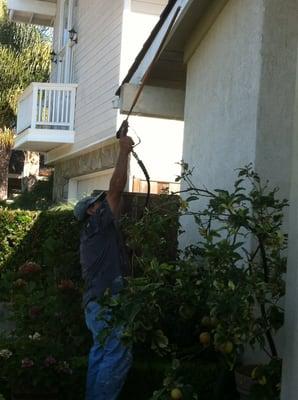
[
  {"xmin": 7, "ymin": 0, "xmax": 57, "ymax": 27},
  {"xmin": 14, "ymin": 82, "xmax": 77, "ymax": 152}
]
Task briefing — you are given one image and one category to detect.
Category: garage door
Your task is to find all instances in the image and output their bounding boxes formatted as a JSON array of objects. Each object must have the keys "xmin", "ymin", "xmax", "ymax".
[{"xmin": 76, "ymin": 172, "xmax": 113, "ymax": 199}]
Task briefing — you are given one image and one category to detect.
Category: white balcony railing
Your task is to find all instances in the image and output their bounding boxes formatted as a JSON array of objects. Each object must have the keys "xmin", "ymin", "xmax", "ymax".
[{"xmin": 17, "ymin": 82, "xmax": 77, "ymax": 135}]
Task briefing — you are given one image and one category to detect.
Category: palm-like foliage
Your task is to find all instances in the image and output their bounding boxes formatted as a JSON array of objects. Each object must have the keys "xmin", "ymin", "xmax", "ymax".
[
  {"xmin": 0, "ymin": 0, "xmax": 51, "ymax": 199},
  {"xmin": 0, "ymin": 1, "xmax": 51, "ymax": 127},
  {"xmin": 0, "ymin": 126, "xmax": 14, "ymax": 148}
]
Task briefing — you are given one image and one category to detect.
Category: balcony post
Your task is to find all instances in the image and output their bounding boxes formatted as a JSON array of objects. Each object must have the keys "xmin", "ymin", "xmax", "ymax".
[
  {"xmin": 31, "ymin": 84, "xmax": 38, "ymax": 130},
  {"xmin": 69, "ymin": 87, "xmax": 76, "ymax": 130}
]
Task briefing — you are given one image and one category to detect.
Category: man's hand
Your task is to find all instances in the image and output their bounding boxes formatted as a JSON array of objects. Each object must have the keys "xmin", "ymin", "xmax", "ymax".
[
  {"xmin": 107, "ymin": 135, "xmax": 134, "ymax": 216},
  {"xmin": 119, "ymin": 136, "xmax": 134, "ymax": 154}
]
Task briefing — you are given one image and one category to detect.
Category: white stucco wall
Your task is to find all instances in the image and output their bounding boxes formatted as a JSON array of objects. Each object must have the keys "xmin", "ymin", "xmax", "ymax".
[
  {"xmin": 126, "ymin": 116, "xmax": 184, "ymax": 187},
  {"xmin": 254, "ymin": 0, "xmax": 298, "ymax": 209},
  {"xmin": 180, "ymin": 0, "xmax": 264, "ymax": 247},
  {"xmin": 282, "ymin": 42, "xmax": 298, "ymax": 399},
  {"xmin": 178, "ymin": 0, "xmax": 298, "ymax": 376}
]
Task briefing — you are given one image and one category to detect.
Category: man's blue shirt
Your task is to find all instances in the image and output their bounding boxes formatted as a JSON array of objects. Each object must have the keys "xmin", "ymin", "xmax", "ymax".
[{"xmin": 80, "ymin": 200, "xmax": 126, "ymax": 307}]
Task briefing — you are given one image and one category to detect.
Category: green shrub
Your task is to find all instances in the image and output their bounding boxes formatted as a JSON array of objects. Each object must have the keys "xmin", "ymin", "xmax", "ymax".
[
  {"xmin": 6, "ymin": 176, "xmax": 54, "ymax": 211},
  {"xmin": 0, "ymin": 207, "xmax": 82, "ymax": 301},
  {"xmin": 0, "ymin": 209, "xmax": 38, "ymax": 274},
  {"xmin": 0, "ymin": 197, "xmax": 180, "ymax": 399},
  {"xmin": 0, "ymin": 207, "xmax": 87, "ymax": 399}
]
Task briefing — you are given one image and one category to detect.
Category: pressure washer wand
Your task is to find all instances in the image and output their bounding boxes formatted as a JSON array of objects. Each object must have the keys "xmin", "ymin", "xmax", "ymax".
[
  {"xmin": 116, "ymin": 118, "xmax": 151, "ymax": 208},
  {"xmin": 115, "ymin": 6, "xmax": 182, "ymax": 207}
]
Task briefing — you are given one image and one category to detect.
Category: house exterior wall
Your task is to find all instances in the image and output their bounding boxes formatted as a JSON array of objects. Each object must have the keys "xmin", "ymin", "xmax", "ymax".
[
  {"xmin": 48, "ymin": 0, "xmax": 170, "ymax": 164},
  {"xmin": 127, "ymin": 116, "xmax": 184, "ymax": 190},
  {"xmin": 52, "ymin": 142, "xmax": 119, "ymax": 201},
  {"xmin": 49, "ymin": 0, "xmax": 183, "ymax": 200},
  {"xmin": 180, "ymin": 0, "xmax": 264, "ymax": 247},
  {"xmin": 282, "ymin": 40, "xmax": 298, "ymax": 399},
  {"xmin": 119, "ymin": 3, "xmax": 184, "ymax": 189},
  {"xmin": 178, "ymin": 0, "xmax": 298, "ymax": 376},
  {"xmin": 254, "ymin": 0, "xmax": 298, "ymax": 210},
  {"xmin": 48, "ymin": 0, "xmax": 124, "ymax": 162}
]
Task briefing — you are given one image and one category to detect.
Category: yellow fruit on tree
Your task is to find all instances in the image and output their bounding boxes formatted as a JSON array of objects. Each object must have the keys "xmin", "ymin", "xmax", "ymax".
[
  {"xmin": 258, "ymin": 376, "xmax": 267, "ymax": 386},
  {"xmin": 210, "ymin": 317, "xmax": 218, "ymax": 327},
  {"xmin": 199, "ymin": 332, "xmax": 211, "ymax": 346},
  {"xmin": 171, "ymin": 388, "xmax": 183, "ymax": 400},
  {"xmin": 201, "ymin": 316, "xmax": 211, "ymax": 327},
  {"xmin": 219, "ymin": 341, "xmax": 234, "ymax": 354}
]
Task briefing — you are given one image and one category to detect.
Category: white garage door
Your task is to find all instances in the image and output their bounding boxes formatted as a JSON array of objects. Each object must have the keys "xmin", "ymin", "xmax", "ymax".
[{"xmin": 70, "ymin": 170, "xmax": 113, "ymax": 200}]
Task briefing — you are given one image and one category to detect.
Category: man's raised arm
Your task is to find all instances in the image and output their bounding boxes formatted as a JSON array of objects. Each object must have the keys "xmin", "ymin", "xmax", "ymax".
[{"xmin": 106, "ymin": 136, "xmax": 134, "ymax": 215}]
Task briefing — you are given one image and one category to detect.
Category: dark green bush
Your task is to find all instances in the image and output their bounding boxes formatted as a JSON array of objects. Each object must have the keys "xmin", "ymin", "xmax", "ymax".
[
  {"xmin": 0, "ymin": 207, "xmax": 86, "ymax": 399},
  {"xmin": 0, "ymin": 209, "xmax": 38, "ymax": 274},
  {"xmin": 0, "ymin": 207, "xmax": 81, "ymax": 301},
  {"xmin": 0, "ymin": 197, "xmax": 181, "ymax": 399},
  {"xmin": 6, "ymin": 176, "xmax": 54, "ymax": 211}
]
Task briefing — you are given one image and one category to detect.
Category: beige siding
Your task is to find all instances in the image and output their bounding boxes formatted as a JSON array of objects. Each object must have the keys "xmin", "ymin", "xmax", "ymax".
[
  {"xmin": 131, "ymin": 0, "xmax": 168, "ymax": 15},
  {"xmin": 73, "ymin": 0, "xmax": 123, "ymax": 147}
]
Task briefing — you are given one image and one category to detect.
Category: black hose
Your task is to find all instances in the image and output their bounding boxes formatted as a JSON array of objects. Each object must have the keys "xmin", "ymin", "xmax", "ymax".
[
  {"xmin": 132, "ymin": 151, "xmax": 150, "ymax": 209},
  {"xmin": 116, "ymin": 121, "xmax": 151, "ymax": 208}
]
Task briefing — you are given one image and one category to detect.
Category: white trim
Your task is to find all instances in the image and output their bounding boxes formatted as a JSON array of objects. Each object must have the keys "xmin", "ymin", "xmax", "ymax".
[
  {"xmin": 8, "ymin": 173, "xmax": 22, "ymax": 179},
  {"xmin": 14, "ymin": 128, "xmax": 75, "ymax": 151},
  {"xmin": 68, "ymin": 168, "xmax": 115, "ymax": 201},
  {"xmin": 57, "ymin": 0, "xmax": 75, "ymax": 83},
  {"xmin": 19, "ymin": 82, "xmax": 78, "ymax": 102},
  {"xmin": 7, "ymin": 0, "xmax": 56, "ymax": 17},
  {"xmin": 120, "ymin": 83, "xmax": 185, "ymax": 120},
  {"xmin": 129, "ymin": 0, "xmax": 189, "ymax": 85}
]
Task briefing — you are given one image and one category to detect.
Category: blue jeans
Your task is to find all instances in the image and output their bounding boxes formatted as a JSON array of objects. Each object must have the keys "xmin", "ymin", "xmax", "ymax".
[{"xmin": 84, "ymin": 300, "xmax": 132, "ymax": 400}]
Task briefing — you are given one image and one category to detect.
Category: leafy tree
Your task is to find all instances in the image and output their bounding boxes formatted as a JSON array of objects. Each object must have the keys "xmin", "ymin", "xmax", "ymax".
[{"xmin": 0, "ymin": 0, "xmax": 51, "ymax": 199}]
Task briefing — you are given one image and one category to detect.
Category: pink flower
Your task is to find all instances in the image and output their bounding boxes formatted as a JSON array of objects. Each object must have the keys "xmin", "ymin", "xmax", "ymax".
[
  {"xmin": 13, "ymin": 278, "xmax": 27, "ymax": 289},
  {"xmin": 58, "ymin": 279, "xmax": 75, "ymax": 291},
  {"xmin": 57, "ymin": 361, "xmax": 73, "ymax": 375},
  {"xmin": 21, "ymin": 358, "xmax": 34, "ymax": 368},
  {"xmin": 44, "ymin": 356, "xmax": 57, "ymax": 367},
  {"xmin": 28, "ymin": 306, "xmax": 42, "ymax": 320},
  {"xmin": 18, "ymin": 262, "xmax": 42, "ymax": 277}
]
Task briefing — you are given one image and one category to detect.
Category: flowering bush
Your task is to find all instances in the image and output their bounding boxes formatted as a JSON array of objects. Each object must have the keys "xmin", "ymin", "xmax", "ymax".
[
  {"xmin": 0, "ymin": 200, "xmax": 180, "ymax": 399},
  {"xmin": 18, "ymin": 262, "xmax": 42, "ymax": 276},
  {"xmin": 0, "ymin": 209, "xmax": 88, "ymax": 399},
  {"xmin": 0, "ymin": 332, "xmax": 76, "ymax": 394}
]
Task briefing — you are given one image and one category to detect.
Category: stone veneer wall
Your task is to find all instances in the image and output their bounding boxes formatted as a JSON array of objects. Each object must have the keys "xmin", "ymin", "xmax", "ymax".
[{"xmin": 53, "ymin": 142, "xmax": 119, "ymax": 202}]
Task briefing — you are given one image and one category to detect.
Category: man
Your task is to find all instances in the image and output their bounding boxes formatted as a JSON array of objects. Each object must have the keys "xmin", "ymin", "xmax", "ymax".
[{"xmin": 74, "ymin": 136, "xmax": 134, "ymax": 400}]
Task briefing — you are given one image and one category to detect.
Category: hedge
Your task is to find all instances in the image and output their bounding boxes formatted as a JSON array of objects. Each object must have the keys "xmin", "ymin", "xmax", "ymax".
[
  {"xmin": 0, "ymin": 194, "xmax": 179, "ymax": 300},
  {"xmin": 0, "ymin": 200, "xmax": 237, "ymax": 399},
  {"xmin": 0, "ymin": 207, "xmax": 82, "ymax": 301}
]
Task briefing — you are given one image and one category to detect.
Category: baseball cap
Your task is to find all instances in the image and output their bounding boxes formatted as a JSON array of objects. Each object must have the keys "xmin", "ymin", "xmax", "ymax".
[{"xmin": 73, "ymin": 191, "xmax": 106, "ymax": 221}]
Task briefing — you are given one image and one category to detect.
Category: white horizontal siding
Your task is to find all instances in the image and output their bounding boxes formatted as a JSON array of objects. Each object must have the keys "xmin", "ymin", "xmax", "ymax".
[
  {"xmin": 131, "ymin": 0, "xmax": 168, "ymax": 15},
  {"xmin": 73, "ymin": 0, "xmax": 123, "ymax": 146},
  {"xmin": 47, "ymin": 0, "xmax": 175, "ymax": 164}
]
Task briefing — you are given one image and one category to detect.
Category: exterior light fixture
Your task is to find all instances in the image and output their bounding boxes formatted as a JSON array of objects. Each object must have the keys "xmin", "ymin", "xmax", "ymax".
[
  {"xmin": 50, "ymin": 50, "xmax": 58, "ymax": 64},
  {"xmin": 68, "ymin": 28, "xmax": 78, "ymax": 44}
]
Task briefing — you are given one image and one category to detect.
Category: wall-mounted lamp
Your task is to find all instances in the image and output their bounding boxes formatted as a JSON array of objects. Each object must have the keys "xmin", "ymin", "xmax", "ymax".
[
  {"xmin": 68, "ymin": 28, "xmax": 78, "ymax": 44},
  {"xmin": 50, "ymin": 50, "xmax": 58, "ymax": 64}
]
